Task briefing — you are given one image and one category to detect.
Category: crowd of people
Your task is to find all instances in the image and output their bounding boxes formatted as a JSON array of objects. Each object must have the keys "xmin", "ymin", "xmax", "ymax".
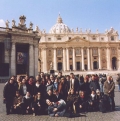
[{"xmin": 3, "ymin": 72, "xmax": 116, "ymax": 117}]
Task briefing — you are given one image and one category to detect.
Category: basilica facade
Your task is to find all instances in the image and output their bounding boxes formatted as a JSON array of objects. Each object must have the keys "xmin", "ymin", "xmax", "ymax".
[
  {"xmin": 39, "ymin": 15, "xmax": 120, "ymax": 73},
  {"xmin": 0, "ymin": 15, "xmax": 120, "ymax": 78}
]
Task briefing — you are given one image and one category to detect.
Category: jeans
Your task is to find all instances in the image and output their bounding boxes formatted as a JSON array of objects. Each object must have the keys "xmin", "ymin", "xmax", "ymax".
[
  {"xmin": 108, "ymin": 96, "xmax": 115, "ymax": 111},
  {"xmin": 100, "ymin": 84, "xmax": 104, "ymax": 92}
]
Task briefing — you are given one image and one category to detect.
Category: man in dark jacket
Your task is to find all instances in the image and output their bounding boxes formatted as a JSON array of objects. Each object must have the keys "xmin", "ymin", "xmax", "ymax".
[
  {"xmin": 89, "ymin": 75, "xmax": 100, "ymax": 92},
  {"xmin": 3, "ymin": 79, "xmax": 16, "ymax": 115},
  {"xmin": 67, "ymin": 73, "xmax": 79, "ymax": 94}
]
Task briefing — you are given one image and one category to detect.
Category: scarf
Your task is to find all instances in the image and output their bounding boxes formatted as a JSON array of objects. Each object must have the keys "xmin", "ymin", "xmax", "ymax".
[
  {"xmin": 36, "ymin": 83, "xmax": 40, "ymax": 87},
  {"xmin": 91, "ymin": 94, "xmax": 95, "ymax": 100},
  {"xmin": 25, "ymin": 95, "xmax": 31, "ymax": 99}
]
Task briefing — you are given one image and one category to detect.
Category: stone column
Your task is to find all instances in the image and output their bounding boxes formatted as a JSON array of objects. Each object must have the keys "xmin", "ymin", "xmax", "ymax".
[
  {"xmin": 73, "ymin": 48, "xmax": 76, "ymax": 70},
  {"xmin": 81, "ymin": 48, "xmax": 84, "ymax": 70},
  {"xmin": 90, "ymin": 48, "xmax": 93, "ymax": 70},
  {"xmin": 66, "ymin": 48, "xmax": 70, "ymax": 71},
  {"xmin": 4, "ymin": 50, "xmax": 9, "ymax": 63},
  {"xmin": 63, "ymin": 48, "xmax": 66, "ymax": 71},
  {"xmin": 34, "ymin": 45, "xmax": 38, "ymax": 76},
  {"xmin": 98, "ymin": 48, "xmax": 101, "ymax": 70},
  {"xmin": 29, "ymin": 44, "xmax": 34, "ymax": 76},
  {"xmin": 42, "ymin": 48, "xmax": 47, "ymax": 72},
  {"xmin": 54, "ymin": 48, "xmax": 57, "ymax": 71},
  {"xmin": 87, "ymin": 48, "xmax": 90, "ymax": 70},
  {"xmin": 10, "ymin": 42, "xmax": 16, "ymax": 76},
  {"xmin": 107, "ymin": 47, "xmax": 111, "ymax": 70}
]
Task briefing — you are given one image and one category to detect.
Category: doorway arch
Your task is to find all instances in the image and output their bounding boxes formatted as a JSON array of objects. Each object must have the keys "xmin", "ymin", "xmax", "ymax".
[{"xmin": 112, "ymin": 57, "xmax": 117, "ymax": 70}]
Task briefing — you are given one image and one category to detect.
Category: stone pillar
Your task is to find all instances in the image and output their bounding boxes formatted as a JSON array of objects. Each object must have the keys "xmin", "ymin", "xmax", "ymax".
[
  {"xmin": 87, "ymin": 48, "xmax": 90, "ymax": 70},
  {"xmin": 81, "ymin": 48, "xmax": 84, "ymax": 70},
  {"xmin": 98, "ymin": 48, "xmax": 101, "ymax": 70},
  {"xmin": 90, "ymin": 48, "xmax": 93, "ymax": 70},
  {"xmin": 29, "ymin": 44, "xmax": 34, "ymax": 76},
  {"xmin": 66, "ymin": 48, "xmax": 70, "ymax": 71},
  {"xmin": 34, "ymin": 46, "xmax": 38, "ymax": 76},
  {"xmin": 54, "ymin": 48, "xmax": 57, "ymax": 71},
  {"xmin": 73, "ymin": 48, "xmax": 76, "ymax": 70},
  {"xmin": 4, "ymin": 50, "xmax": 9, "ymax": 63},
  {"xmin": 63, "ymin": 48, "xmax": 66, "ymax": 71},
  {"xmin": 10, "ymin": 42, "xmax": 16, "ymax": 76},
  {"xmin": 107, "ymin": 47, "xmax": 111, "ymax": 70},
  {"xmin": 42, "ymin": 48, "xmax": 47, "ymax": 72}
]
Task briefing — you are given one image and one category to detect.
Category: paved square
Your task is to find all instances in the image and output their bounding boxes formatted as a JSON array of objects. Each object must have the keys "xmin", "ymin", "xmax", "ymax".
[{"xmin": 0, "ymin": 83, "xmax": 120, "ymax": 121}]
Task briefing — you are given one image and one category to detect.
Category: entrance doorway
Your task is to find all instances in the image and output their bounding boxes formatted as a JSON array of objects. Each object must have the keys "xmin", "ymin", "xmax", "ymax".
[
  {"xmin": 70, "ymin": 65, "xmax": 73, "ymax": 70},
  {"xmin": 16, "ymin": 44, "xmax": 29, "ymax": 75},
  {"xmin": 76, "ymin": 62, "xmax": 80, "ymax": 70},
  {"xmin": 85, "ymin": 64, "xmax": 87, "ymax": 70},
  {"xmin": 93, "ymin": 61, "xmax": 98, "ymax": 69},
  {"xmin": 57, "ymin": 62, "xmax": 62, "ymax": 71},
  {"xmin": 112, "ymin": 57, "xmax": 117, "ymax": 70}
]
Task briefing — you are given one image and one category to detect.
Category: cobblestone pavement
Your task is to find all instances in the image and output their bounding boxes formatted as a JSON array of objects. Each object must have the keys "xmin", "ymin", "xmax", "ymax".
[{"xmin": 0, "ymin": 83, "xmax": 120, "ymax": 121}]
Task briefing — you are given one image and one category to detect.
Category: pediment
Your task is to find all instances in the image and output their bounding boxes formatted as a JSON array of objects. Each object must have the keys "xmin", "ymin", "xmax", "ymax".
[{"xmin": 66, "ymin": 36, "xmax": 89, "ymax": 43}]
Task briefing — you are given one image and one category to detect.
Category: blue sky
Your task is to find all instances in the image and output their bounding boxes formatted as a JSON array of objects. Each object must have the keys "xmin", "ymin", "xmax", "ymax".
[{"xmin": 0, "ymin": 0, "xmax": 120, "ymax": 34}]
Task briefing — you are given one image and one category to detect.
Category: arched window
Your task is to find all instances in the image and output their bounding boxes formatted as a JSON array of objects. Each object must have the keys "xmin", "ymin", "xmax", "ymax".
[{"xmin": 111, "ymin": 36, "xmax": 114, "ymax": 41}]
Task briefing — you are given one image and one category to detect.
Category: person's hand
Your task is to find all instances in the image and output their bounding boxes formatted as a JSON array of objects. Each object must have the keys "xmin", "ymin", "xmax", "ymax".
[
  {"xmin": 32, "ymin": 108, "xmax": 34, "ymax": 111},
  {"xmin": 53, "ymin": 108, "xmax": 58, "ymax": 112},
  {"xmin": 90, "ymin": 102, "xmax": 93, "ymax": 105},
  {"xmin": 14, "ymin": 106, "xmax": 16, "ymax": 109},
  {"xmin": 76, "ymin": 91, "xmax": 78, "ymax": 94},
  {"xmin": 27, "ymin": 106, "xmax": 29, "ymax": 109},
  {"xmin": 55, "ymin": 114, "xmax": 59, "ymax": 117},
  {"xmin": 68, "ymin": 91, "xmax": 70, "ymax": 95},
  {"xmin": 38, "ymin": 104, "xmax": 41, "ymax": 107},
  {"xmin": 108, "ymin": 91, "xmax": 110, "ymax": 93},
  {"xmin": 79, "ymin": 105, "xmax": 82, "ymax": 108}
]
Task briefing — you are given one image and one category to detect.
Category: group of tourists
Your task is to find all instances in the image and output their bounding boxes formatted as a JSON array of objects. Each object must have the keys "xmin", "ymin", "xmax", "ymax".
[{"xmin": 3, "ymin": 72, "xmax": 117, "ymax": 117}]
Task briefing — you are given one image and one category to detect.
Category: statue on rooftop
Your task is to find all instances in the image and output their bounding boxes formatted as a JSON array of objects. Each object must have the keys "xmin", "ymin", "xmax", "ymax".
[
  {"xmin": 12, "ymin": 19, "xmax": 16, "ymax": 27},
  {"xmin": 5, "ymin": 20, "xmax": 9, "ymax": 28},
  {"xmin": 29, "ymin": 22, "xmax": 33, "ymax": 29}
]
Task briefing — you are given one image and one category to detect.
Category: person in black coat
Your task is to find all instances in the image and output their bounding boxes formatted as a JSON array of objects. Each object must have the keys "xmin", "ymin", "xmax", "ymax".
[
  {"xmin": 89, "ymin": 75, "xmax": 100, "ymax": 92},
  {"xmin": 22, "ymin": 92, "xmax": 33, "ymax": 114},
  {"xmin": 32, "ymin": 92, "xmax": 44, "ymax": 116},
  {"xmin": 82, "ymin": 77, "xmax": 91, "ymax": 99},
  {"xmin": 88, "ymin": 90, "xmax": 97, "ymax": 111},
  {"xmin": 53, "ymin": 89, "xmax": 63, "ymax": 101},
  {"xmin": 27, "ymin": 78, "xmax": 34, "ymax": 96},
  {"xmin": 67, "ymin": 73, "xmax": 79, "ymax": 94},
  {"xmin": 33, "ymin": 80, "xmax": 43, "ymax": 96},
  {"xmin": 45, "ymin": 89, "xmax": 57, "ymax": 103},
  {"xmin": 79, "ymin": 75, "xmax": 84, "ymax": 91},
  {"xmin": 77, "ymin": 91, "xmax": 88, "ymax": 113},
  {"xmin": 3, "ymin": 79, "xmax": 16, "ymax": 115}
]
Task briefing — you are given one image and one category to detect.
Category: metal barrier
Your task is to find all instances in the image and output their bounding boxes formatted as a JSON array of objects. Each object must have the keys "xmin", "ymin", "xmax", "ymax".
[{"xmin": 0, "ymin": 79, "xmax": 8, "ymax": 83}]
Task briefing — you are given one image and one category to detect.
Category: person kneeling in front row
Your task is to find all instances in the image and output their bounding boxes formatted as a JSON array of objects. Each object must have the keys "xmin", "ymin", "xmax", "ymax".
[{"xmin": 46, "ymin": 99, "xmax": 66, "ymax": 117}]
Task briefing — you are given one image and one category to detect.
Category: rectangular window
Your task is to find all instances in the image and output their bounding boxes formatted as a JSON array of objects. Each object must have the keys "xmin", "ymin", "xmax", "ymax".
[
  {"xmin": 69, "ymin": 37, "xmax": 71, "ymax": 40},
  {"xmin": 57, "ymin": 38, "xmax": 61, "ymax": 40},
  {"xmin": 83, "ymin": 37, "xmax": 86, "ymax": 39},
  {"xmin": 92, "ymin": 37, "xmax": 96, "ymax": 40},
  {"xmin": 48, "ymin": 38, "xmax": 51, "ymax": 41}
]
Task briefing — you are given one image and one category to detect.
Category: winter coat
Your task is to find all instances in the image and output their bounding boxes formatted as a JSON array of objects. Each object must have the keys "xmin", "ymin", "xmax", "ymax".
[{"xmin": 104, "ymin": 81, "xmax": 115, "ymax": 97}]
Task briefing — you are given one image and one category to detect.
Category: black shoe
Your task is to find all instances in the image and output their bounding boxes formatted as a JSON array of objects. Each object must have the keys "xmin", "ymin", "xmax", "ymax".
[{"xmin": 6, "ymin": 112, "xmax": 9, "ymax": 115}]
